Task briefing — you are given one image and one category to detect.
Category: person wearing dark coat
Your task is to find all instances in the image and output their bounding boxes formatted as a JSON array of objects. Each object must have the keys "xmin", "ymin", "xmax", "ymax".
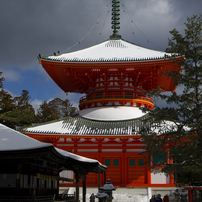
[
  {"xmin": 90, "ymin": 193, "xmax": 95, "ymax": 202},
  {"xmin": 163, "ymin": 195, "xmax": 169, "ymax": 202},
  {"xmin": 155, "ymin": 194, "xmax": 163, "ymax": 202},
  {"xmin": 150, "ymin": 195, "xmax": 156, "ymax": 202}
]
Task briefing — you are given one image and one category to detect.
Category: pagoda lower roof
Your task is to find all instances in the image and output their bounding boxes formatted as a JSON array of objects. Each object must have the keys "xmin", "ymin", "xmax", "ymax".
[
  {"xmin": 24, "ymin": 113, "xmax": 150, "ymax": 136},
  {"xmin": 40, "ymin": 39, "xmax": 178, "ymax": 63}
]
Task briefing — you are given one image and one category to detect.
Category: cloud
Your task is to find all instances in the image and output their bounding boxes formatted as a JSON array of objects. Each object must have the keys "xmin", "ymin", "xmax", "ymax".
[
  {"xmin": 0, "ymin": 0, "xmax": 201, "ymax": 110},
  {"xmin": 1, "ymin": 0, "xmax": 201, "ymax": 69},
  {"xmin": 0, "ymin": 69, "xmax": 22, "ymax": 82}
]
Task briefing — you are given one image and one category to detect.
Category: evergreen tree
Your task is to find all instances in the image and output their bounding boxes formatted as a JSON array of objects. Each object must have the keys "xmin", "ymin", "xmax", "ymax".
[
  {"xmin": 0, "ymin": 72, "xmax": 77, "ymax": 128},
  {"xmin": 0, "ymin": 73, "xmax": 14, "ymax": 114},
  {"xmin": 0, "ymin": 72, "xmax": 15, "ymax": 127},
  {"xmin": 48, "ymin": 98, "xmax": 65, "ymax": 119},
  {"xmin": 12, "ymin": 90, "xmax": 36, "ymax": 126},
  {"xmin": 36, "ymin": 98, "xmax": 77, "ymax": 123},
  {"xmin": 0, "ymin": 74, "xmax": 36, "ymax": 128},
  {"xmin": 61, "ymin": 98, "xmax": 77, "ymax": 117},
  {"xmin": 1, "ymin": 90, "xmax": 36, "ymax": 128},
  {"xmin": 36, "ymin": 100, "xmax": 58, "ymax": 123},
  {"xmin": 141, "ymin": 14, "xmax": 202, "ymax": 183}
]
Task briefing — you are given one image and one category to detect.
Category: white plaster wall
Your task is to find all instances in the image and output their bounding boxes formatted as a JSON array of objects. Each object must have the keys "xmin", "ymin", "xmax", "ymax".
[
  {"xmin": 60, "ymin": 170, "xmax": 74, "ymax": 184},
  {"xmin": 151, "ymin": 172, "xmax": 170, "ymax": 184},
  {"xmin": 79, "ymin": 106, "xmax": 146, "ymax": 121}
]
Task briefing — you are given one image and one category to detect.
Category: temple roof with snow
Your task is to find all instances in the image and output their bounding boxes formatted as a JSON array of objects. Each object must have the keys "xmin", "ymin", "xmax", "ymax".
[
  {"xmin": 0, "ymin": 124, "xmax": 106, "ymax": 167},
  {"xmin": 24, "ymin": 112, "xmax": 150, "ymax": 136},
  {"xmin": 39, "ymin": 39, "xmax": 177, "ymax": 63}
]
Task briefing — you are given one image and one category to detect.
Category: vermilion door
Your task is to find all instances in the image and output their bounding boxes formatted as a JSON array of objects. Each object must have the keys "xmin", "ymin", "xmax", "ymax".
[
  {"xmin": 86, "ymin": 172, "xmax": 98, "ymax": 186},
  {"xmin": 127, "ymin": 157, "xmax": 146, "ymax": 185},
  {"xmin": 104, "ymin": 157, "xmax": 122, "ymax": 186},
  {"xmin": 85, "ymin": 155, "xmax": 99, "ymax": 187}
]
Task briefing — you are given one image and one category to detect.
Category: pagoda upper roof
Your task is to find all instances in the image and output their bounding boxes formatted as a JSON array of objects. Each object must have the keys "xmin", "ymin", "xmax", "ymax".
[{"xmin": 40, "ymin": 39, "xmax": 178, "ymax": 63}]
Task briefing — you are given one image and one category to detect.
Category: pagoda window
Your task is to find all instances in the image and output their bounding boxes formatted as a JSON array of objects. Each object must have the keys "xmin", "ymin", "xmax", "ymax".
[
  {"xmin": 153, "ymin": 152, "xmax": 166, "ymax": 165},
  {"xmin": 113, "ymin": 159, "xmax": 119, "ymax": 166},
  {"xmin": 129, "ymin": 159, "xmax": 136, "ymax": 166},
  {"xmin": 105, "ymin": 159, "xmax": 111, "ymax": 166},
  {"xmin": 138, "ymin": 159, "xmax": 144, "ymax": 166}
]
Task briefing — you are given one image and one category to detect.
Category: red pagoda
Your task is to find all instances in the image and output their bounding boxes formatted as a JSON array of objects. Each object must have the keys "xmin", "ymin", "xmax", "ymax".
[{"xmin": 25, "ymin": 0, "xmax": 183, "ymax": 188}]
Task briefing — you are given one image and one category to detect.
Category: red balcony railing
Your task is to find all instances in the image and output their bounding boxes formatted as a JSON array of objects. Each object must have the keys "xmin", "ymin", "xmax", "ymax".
[{"xmin": 79, "ymin": 92, "xmax": 153, "ymax": 110}]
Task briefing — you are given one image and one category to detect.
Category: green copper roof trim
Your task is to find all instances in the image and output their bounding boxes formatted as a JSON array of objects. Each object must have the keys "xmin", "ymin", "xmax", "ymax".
[{"xmin": 24, "ymin": 113, "xmax": 152, "ymax": 136}]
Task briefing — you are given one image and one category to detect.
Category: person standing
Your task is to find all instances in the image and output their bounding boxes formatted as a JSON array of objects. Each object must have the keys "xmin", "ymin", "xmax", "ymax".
[
  {"xmin": 180, "ymin": 189, "xmax": 187, "ymax": 202},
  {"xmin": 90, "ymin": 193, "xmax": 95, "ymax": 202},
  {"xmin": 173, "ymin": 189, "xmax": 180, "ymax": 202},
  {"xmin": 155, "ymin": 194, "xmax": 163, "ymax": 202},
  {"xmin": 150, "ymin": 195, "xmax": 156, "ymax": 202},
  {"xmin": 163, "ymin": 195, "xmax": 169, "ymax": 202}
]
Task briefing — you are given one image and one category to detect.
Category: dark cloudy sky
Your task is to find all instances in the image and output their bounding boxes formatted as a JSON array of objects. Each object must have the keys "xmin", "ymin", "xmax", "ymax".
[{"xmin": 0, "ymin": 0, "xmax": 201, "ymax": 111}]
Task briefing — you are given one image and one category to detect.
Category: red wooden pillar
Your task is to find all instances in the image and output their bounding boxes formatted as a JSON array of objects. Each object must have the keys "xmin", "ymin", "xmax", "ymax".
[
  {"xmin": 71, "ymin": 138, "xmax": 79, "ymax": 154},
  {"xmin": 168, "ymin": 155, "xmax": 174, "ymax": 185},
  {"xmin": 147, "ymin": 166, "xmax": 151, "ymax": 186},
  {"xmin": 189, "ymin": 189, "xmax": 193, "ymax": 202},
  {"xmin": 96, "ymin": 137, "xmax": 104, "ymax": 186},
  {"xmin": 184, "ymin": 187, "xmax": 193, "ymax": 202},
  {"xmin": 120, "ymin": 138, "xmax": 128, "ymax": 186},
  {"xmin": 170, "ymin": 174, "xmax": 174, "ymax": 185},
  {"xmin": 122, "ymin": 153, "xmax": 126, "ymax": 187},
  {"xmin": 126, "ymin": 156, "xmax": 129, "ymax": 185},
  {"xmin": 97, "ymin": 138, "xmax": 103, "ymax": 160}
]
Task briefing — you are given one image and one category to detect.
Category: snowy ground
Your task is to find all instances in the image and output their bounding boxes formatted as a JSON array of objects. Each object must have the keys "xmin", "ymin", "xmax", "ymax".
[{"xmin": 60, "ymin": 187, "xmax": 179, "ymax": 202}]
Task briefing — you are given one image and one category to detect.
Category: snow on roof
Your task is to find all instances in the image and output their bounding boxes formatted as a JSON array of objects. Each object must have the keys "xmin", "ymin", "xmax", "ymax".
[
  {"xmin": 44, "ymin": 39, "xmax": 173, "ymax": 62},
  {"xmin": 0, "ymin": 123, "xmax": 52, "ymax": 151},
  {"xmin": 55, "ymin": 147, "xmax": 105, "ymax": 166},
  {"xmin": 25, "ymin": 113, "xmax": 149, "ymax": 135},
  {"xmin": 26, "ymin": 120, "xmax": 67, "ymax": 134},
  {"xmin": 0, "ymin": 124, "xmax": 106, "ymax": 168}
]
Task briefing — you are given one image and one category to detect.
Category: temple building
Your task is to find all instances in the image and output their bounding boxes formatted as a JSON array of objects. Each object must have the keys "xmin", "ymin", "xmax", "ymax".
[
  {"xmin": 24, "ymin": 0, "xmax": 183, "ymax": 188},
  {"xmin": 0, "ymin": 124, "xmax": 106, "ymax": 201}
]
